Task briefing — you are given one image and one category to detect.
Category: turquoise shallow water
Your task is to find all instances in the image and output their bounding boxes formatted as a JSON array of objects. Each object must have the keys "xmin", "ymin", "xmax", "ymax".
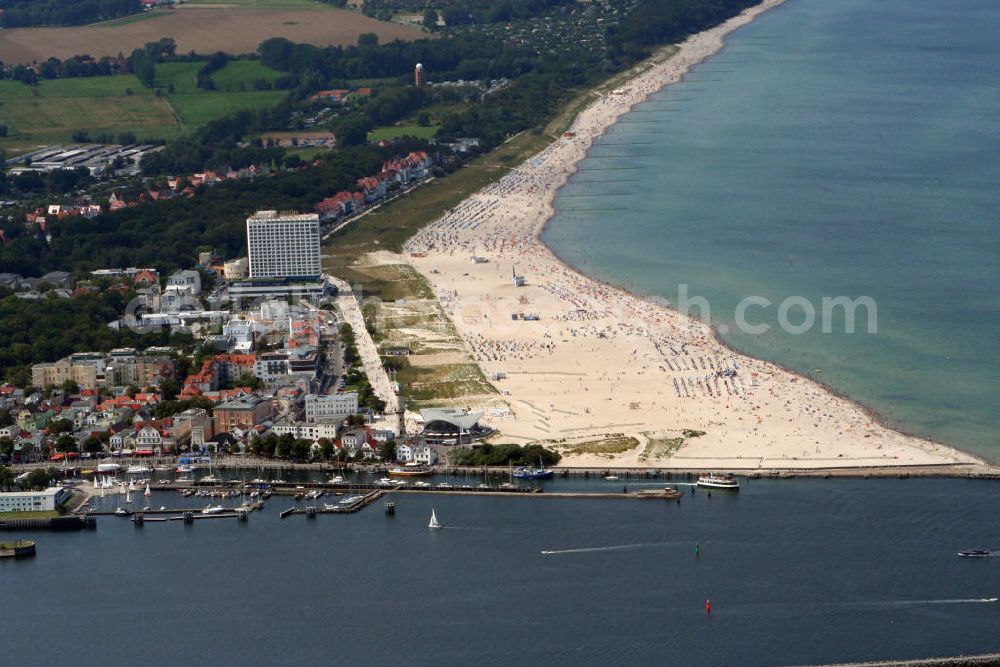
[{"xmin": 544, "ymin": 0, "xmax": 1000, "ymax": 459}]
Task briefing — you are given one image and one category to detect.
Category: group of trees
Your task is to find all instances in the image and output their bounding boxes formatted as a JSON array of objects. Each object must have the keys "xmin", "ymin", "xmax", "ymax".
[
  {"xmin": 258, "ymin": 32, "xmax": 538, "ymax": 85},
  {"xmin": 0, "ymin": 0, "xmax": 140, "ymax": 28},
  {"xmin": 449, "ymin": 443, "xmax": 561, "ymax": 467},
  {"xmin": 247, "ymin": 432, "xmax": 315, "ymax": 461},
  {"xmin": 127, "ymin": 38, "xmax": 177, "ymax": 87},
  {"xmin": 196, "ymin": 52, "xmax": 230, "ymax": 91},
  {"xmin": 0, "ymin": 166, "xmax": 92, "ymax": 198},
  {"xmin": 0, "ymin": 54, "xmax": 122, "ymax": 84},
  {"xmin": 0, "ymin": 290, "xmax": 181, "ymax": 385},
  {"xmin": 0, "ymin": 465, "xmax": 53, "ymax": 491}
]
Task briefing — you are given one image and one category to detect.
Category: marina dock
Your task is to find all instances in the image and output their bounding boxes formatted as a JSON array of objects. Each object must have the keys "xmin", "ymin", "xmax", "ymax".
[{"xmin": 282, "ymin": 490, "xmax": 385, "ymax": 518}]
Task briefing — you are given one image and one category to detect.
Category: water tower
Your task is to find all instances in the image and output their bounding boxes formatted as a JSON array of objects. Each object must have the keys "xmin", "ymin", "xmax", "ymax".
[{"xmin": 415, "ymin": 63, "xmax": 425, "ymax": 87}]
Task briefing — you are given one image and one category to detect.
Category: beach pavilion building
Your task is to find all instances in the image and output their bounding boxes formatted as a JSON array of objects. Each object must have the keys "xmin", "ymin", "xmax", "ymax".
[{"xmin": 419, "ymin": 408, "xmax": 491, "ymax": 446}]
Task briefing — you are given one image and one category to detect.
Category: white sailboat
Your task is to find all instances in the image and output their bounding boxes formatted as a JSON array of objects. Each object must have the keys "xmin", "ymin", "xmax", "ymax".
[
  {"xmin": 144, "ymin": 483, "xmax": 152, "ymax": 498},
  {"xmin": 428, "ymin": 509, "xmax": 441, "ymax": 529},
  {"xmin": 92, "ymin": 476, "xmax": 100, "ymax": 490},
  {"xmin": 125, "ymin": 489, "xmax": 132, "ymax": 504}
]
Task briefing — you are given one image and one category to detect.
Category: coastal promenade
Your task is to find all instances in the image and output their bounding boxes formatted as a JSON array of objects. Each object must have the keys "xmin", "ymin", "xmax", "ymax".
[
  {"xmin": 396, "ymin": 0, "xmax": 985, "ymax": 472},
  {"xmin": 328, "ymin": 274, "xmax": 400, "ymax": 415}
]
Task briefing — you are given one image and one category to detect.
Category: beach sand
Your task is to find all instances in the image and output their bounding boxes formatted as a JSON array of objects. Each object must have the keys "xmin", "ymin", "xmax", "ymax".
[{"xmin": 392, "ymin": 0, "xmax": 982, "ymax": 470}]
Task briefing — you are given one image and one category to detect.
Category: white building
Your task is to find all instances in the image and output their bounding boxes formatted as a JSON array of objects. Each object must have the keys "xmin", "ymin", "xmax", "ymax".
[
  {"xmin": 0, "ymin": 487, "xmax": 70, "ymax": 513},
  {"xmin": 223, "ymin": 319, "xmax": 254, "ymax": 352},
  {"xmin": 246, "ymin": 211, "xmax": 321, "ymax": 279},
  {"xmin": 396, "ymin": 443, "xmax": 436, "ymax": 465},
  {"xmin": 271, "ymin": 421, "xmax": 340, "ymax": 441},
  {"xmin": 166, "ymin": 270, "xmax": 202, "ymax": 295},
  {"xmin": 304, "ymin": 393, "xmax": 359, "ymax": 422},
  {"xmin": 135, "ymin": 426, "xmax": 163, "ymax": 451}
]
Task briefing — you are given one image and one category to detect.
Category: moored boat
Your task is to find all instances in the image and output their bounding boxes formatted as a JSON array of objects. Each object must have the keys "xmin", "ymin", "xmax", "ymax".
[
  {"xmin": 0, "ymin": 540, "xmax": 36, "ymax": 559},
  {"xmin": 512, "ymin": 466, "xmax": 553, "ymax": 480},
  {"xmin": 697, "ymin": 473, "xmax": 740, "ymax": 490},
  {"xmin": 387, "ymin": 464, "xmax": 433, "ymax": 477}
]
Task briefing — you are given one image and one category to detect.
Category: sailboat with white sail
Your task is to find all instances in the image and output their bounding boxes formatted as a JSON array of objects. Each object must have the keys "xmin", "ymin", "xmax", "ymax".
[{"xmin": 428, "ymin": 509, "xmax": 442, "ymax": 529}]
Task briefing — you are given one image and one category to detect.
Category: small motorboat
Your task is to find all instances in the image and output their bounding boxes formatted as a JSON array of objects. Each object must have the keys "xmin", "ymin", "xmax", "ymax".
[
  {"xmin": 201, "ymin": 505, "xmax": 226, "ymax": 515},
  {"xmin": 958, "ymin": 550, "xmax": 993, "ymax": 558}
]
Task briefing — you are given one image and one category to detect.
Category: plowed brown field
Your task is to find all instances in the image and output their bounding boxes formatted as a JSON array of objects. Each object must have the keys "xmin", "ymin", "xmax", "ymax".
[{"xmin": 0, "ymin": 6, "xmax": 423, "ymax": 63}]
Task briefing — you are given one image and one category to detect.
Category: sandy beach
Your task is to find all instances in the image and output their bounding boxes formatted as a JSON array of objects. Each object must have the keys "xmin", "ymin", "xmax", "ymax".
[{"xmin": 396, "ymin": 0, "xmax": 983, "ymax": 470}]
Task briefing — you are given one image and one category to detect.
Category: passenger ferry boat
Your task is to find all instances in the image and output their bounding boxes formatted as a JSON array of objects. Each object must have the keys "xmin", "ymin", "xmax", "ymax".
[{"xmin": 696, "ymin": 473, "xmax": 740, "ymax": 490}]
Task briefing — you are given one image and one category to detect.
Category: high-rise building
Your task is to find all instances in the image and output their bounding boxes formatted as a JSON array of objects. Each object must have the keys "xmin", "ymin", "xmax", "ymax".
[{"xmin": 246, "ymin": 210, "xmax": 321, "ymax": 279}]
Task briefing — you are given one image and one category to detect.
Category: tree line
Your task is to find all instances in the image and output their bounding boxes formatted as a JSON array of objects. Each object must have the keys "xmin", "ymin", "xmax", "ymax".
[{"xmin": 0, "ymin": 0, "xmax": 140, "ymax": 28}]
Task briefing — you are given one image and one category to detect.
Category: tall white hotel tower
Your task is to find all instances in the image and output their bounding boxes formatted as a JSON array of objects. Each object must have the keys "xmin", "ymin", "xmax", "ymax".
[{"xmin": 246, "ymin": 210, "xmax": 321, "ymax": 279}]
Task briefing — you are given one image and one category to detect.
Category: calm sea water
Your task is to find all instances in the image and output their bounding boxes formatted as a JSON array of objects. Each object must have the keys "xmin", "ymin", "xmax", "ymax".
[
  {"xmin": 544, "ymin": 0, "xmax": 1000, "ymax": 459},
  {"xmin": 3, "ymin": 475, "xmax": 1000, "ymax": 665}
]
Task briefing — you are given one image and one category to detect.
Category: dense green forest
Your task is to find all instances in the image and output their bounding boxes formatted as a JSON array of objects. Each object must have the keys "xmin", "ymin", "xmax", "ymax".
[
  {"xmin": 0, "ymin": 0, "xmax": 140, "ymax": 28},
  {"xmin": 0, "ymin": 291, "xmax": 183, "ymax": 386},
  {"xmin": 608, "ymin": 0, "xmax": 761, "ymax": 55}
]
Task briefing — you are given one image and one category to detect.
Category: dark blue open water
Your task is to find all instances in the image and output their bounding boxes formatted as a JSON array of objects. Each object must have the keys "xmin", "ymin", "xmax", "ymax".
[
  {"xmin": 544, "ymin": 0, "xmax": 1000, "ymax": 459},
  {"xmin": 3, "ymin": 476, "xmax": 999, "ymax": 665}
]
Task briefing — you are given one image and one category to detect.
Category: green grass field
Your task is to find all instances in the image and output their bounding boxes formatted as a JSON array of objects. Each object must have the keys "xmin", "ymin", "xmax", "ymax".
[
  {"xmin": 368, "ymin": 124, "xmax": 439, "ymax": 142},
  {"xmin": 0, "ymin": 60, "xmax": 288, "ymax": 154},
  {"xmin": 0, "ymin": 76, "xmax": 180, "ymax": 152},
  {"xmin": 168, "ymin": 90, "xmax": 286, "ymax": 125},
  {"xmin": 0, "ymin": 510, "xmax": 60, "ymax": 520},
  {"xmin": 153, "ymin": 62, "xmax": 202, "ymax": 94},
  {"xmin": 211, "ymin": 60, "xmax": 284, "ymax": 92},
  {"xmin": 287, "ymin": 146, "xmax": 334, "ymax": 162}
]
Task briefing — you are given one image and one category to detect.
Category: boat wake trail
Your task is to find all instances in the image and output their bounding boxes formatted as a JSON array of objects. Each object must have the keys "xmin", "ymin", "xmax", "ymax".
[
  {"xmin": 540, "ymin": 542, "xmax": 676, "ymax": 556},
  {"xmin": 883, "ymin": 597, "xmax": 998, "ymax": 606}
]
